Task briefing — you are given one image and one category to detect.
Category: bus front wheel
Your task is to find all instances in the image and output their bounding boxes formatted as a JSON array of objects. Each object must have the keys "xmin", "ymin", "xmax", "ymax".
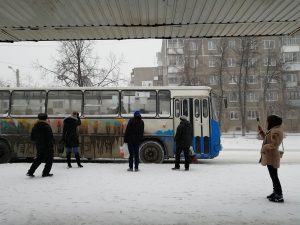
[
  {"xmin": 0, "ymin": 141, "xmax": 11, "ymax": 164},
  {"xmin": 139, "ymin": 141, "xmax": 164, "ymax": 163}
]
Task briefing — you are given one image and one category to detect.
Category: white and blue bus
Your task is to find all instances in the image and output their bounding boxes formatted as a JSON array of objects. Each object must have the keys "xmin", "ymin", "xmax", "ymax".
[{"xmin": 0, "ymin": 86, "xmax": 222, "ymax": 163}]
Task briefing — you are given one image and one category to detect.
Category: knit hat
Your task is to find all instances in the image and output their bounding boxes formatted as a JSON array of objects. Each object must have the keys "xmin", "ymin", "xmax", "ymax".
[
  {"xmin": 134, "ymin": 111, "xmax": 141, "ymax": 117},
  {"xmin": 38, "ymin": 113, "xmax": 48, "ymax": 120}
]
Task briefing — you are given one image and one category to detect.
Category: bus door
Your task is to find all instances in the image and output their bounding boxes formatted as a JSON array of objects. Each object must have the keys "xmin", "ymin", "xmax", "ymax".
[
  {"xmin": 193, "ymin": 98, "xmax": 210, "ymax": 155},
  {"xmin": 173, "ymin": 98, "xmax": 193, "ymax": 147}
]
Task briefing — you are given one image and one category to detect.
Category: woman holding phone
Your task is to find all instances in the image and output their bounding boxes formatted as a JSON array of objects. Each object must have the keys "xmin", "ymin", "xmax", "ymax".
[{"xmin": 257, "ymin": 115, "xmax": 284, "ymax": 203}]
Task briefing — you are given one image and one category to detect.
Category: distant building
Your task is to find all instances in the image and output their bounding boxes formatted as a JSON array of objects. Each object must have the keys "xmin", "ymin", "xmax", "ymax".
[
  {"xmin": 130, "ymin": 67, "xmax": 162, "ymax": 86},
  {"xmin": 158, "ymin": 36, "xmax": 300, "ymax": 132}
]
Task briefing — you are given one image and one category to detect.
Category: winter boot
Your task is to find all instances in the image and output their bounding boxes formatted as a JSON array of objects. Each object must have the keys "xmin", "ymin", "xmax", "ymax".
[
  {"xmin": 66, "ymin": 152, "xmax": 72, "ymax": 168},
  {"xmin": 75, "ymin": 153, "xmax": 83, "ymax": 168},
  {"xmin": 267, "ymin": 192, "xmax": 275, "ymax": 199},
  {"xmin": 269, "ymin": 193, "xmax": 284, "ymax": 203}
]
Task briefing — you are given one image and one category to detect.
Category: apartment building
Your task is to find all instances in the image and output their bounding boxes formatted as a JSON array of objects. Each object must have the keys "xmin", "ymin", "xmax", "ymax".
[{"xmin": 159, "ymin": 36, "xmax": 300, "ymax": 132}]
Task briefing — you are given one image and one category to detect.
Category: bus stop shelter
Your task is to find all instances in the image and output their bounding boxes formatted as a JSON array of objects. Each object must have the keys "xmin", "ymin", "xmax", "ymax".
[{"xmin": 0, "ymin": 0, "xmax": 299, "ymax": 42}]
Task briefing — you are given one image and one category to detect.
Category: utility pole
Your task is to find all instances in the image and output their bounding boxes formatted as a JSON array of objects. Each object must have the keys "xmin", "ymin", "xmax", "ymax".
[{"xmin": 8, "ymin": 66, "xmax": 20, "ymax": 87}]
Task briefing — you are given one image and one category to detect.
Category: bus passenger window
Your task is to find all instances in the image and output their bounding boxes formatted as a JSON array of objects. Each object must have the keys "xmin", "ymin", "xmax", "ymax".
[
  {"xmin": 182, "ymin": 99, "xmax": 188, "ymax": 116},
  {"xmin": 84, "ymin": 90, "xmax": 119, "ymax": 116},
  {"xmin": 203, "ymin": 99, "xmax": 209, "ymax": 118},
  {"xmin": 175, "ymin": 100, "xmax": 180, "ymax": 117},
  {"xmin": 0, "ymin": 91, "xmax": 10, "ymax": 116},
  {"xmin": 158, "ymin": 91, "xmax": 170, "ymax": 117},
  {"xmin": 11, "ymin": 90, "xmax": 46, "ymax": 116},
  {"xmin": 121, "ymin": 90, "xmax": 156, "ymax": 117},
  {"xmin": 194, "ymin": 99, "xmax": 200, "ymax": 118},
  {"xmin": 48, "ymin": 90, "xmax": 82, "ymax": 116}
]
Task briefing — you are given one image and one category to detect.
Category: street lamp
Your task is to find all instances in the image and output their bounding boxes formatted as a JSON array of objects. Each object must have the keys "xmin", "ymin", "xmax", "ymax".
[{"xmin": 8, "ymin": 66, "xmax": 20, "ymax": 87}]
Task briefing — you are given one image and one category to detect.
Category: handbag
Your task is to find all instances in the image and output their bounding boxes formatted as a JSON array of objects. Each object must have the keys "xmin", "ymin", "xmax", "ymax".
[{"xmin": 58, "ymin": 139, "xmax": 65, "ymax": 153}]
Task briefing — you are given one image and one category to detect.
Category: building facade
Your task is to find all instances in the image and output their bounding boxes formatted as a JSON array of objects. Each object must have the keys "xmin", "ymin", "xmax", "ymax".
[{"xmin": 158, "ymin": 36, "xmax": 300, "ymax": 132}]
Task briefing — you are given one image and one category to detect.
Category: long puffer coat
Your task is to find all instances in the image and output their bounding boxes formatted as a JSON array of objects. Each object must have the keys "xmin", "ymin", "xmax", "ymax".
[
  {"xmin": 175, "ymin": 120, "xmax": 193, "ymax": 148},
  {"xmin": 260, "ymin": 125, "xmax": 283, "ymax": 168},
  {"xmin": 63, "ymin": 115, "xmax": 81, "ymax": 148}
]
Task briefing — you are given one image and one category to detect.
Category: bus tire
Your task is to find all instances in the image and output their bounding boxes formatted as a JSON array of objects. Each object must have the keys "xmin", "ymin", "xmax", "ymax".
[
  {"xmin": 139, "ymin": 141, "xmax": 164, "ymax": 164},
  {"xmin": 0, "ymin": 141, "xmax": 11, "ymax": 164}
]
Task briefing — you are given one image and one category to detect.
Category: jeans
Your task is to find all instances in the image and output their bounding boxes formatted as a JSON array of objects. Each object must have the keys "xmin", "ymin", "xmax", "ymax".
[
  {"xmin": 128, "ymin": 143, "xmax": 139, "ymax": 169},
  {"xmin": 267, "ymin": 165, "xmax": 282, "ymax": 195},
  {"xmin": 66, "ymin": 147, "xmax": 79, "ymax": 154}
]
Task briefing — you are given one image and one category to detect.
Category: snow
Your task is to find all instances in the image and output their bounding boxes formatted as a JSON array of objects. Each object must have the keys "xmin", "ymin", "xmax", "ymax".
[{"xmin": 0, "ymin": 135, "xmax": 300, "ymax": 225}]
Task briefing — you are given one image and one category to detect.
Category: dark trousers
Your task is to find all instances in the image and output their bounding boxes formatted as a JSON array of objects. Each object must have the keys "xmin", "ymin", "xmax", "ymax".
[
  {"xmin": 28, "ymin": 151, "xmax": 53, "ymax": 175},
  {"xmin": 128, "ymin": 143, "xmax": 139, "ymax": 169},
  {"xmin": 267, "ymin": 165, "xmax": 282, "ymax": 195},
  {"xmin": 175, "ymin": 147, "xmax": 190, "ymax": 169}
]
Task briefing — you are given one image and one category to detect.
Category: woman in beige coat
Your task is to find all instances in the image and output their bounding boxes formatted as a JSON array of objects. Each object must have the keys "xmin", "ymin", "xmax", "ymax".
[{"xmin": 258, "ymin": 115, "xmax": 284, "ymax": 203}]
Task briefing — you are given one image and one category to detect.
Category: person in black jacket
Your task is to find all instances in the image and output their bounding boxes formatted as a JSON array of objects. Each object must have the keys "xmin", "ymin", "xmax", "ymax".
[
  {"xmin": 27, "ymin": 113, "xmax": 54, "ymax": 177},
  {"xmin": 172, "ymin": 115, "xmax": 193, "ymax": 171},
  {"xmin": 63, "ymin": 111, "xmax": 83, "ymax": 168},
  {"xmin": 124, "ymin": 111, "xmax": 144, "ymax": 172}
]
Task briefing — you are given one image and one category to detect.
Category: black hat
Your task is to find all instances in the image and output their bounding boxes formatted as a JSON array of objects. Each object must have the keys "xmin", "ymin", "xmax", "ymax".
[
  {"xmin": 38, "ymin": 113, "xmax": 48, "ymax": 120},
  {"xmin": 267, "ymin": 115, "xmax": 282, "ymax": 130}
]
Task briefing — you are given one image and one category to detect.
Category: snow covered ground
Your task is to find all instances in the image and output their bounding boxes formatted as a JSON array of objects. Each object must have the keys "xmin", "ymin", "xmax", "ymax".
[{"xmin": 0, "ymin": 135, "xmax": 299, "ymax": 225}]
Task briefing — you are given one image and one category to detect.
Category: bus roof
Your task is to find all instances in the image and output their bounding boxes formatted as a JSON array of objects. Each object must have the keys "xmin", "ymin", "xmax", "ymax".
[{"xmin": 0, "ymin": 86, "xmax": 212, "ymax": 92}]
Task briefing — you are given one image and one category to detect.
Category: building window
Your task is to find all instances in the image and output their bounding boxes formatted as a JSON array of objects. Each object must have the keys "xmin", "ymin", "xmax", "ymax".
[
  {"xmin": 263, "ymin": 40, "xmax": 275, "ymax": 49},
  {"xmin": 287, "ymin": 91, "xmax": 300, "ymax": 100},
  {"xmin": 208, "ymin": 40, "xmax": 217, "ymax": 50},
  {"xmin": 247, "ymin": 75, "xmax": 258, "ymax": 84},
  {"xmin": 189, "ymin": 41, "xmax": 197, "ymax": 51},
  {"xmin": 208, "ymin": 58, "xmax": 216, "ymax": 67},
  {"xmin": 168, "ymin": 55, "xmax": 184, "ymax": 66},
  {"xmin": 230, "ymin": 111, "xmax": 238, "ymax": 120},
  {"xmin": 263, "ymin": 58, "xmax": 276, "ymax": 66},
  {"xmin": 209, "ymin": 75, "xmax": 219, "ymax": 85},
  {"xmin": 266, "ymin": 92, "xmax": 278, "ymax": 101},
  {"xmin": 282, "ymin": 37, "xmax": 300, "ymax": 46},
  {"xmin": 246, "ymin": 92, "xmax": 259, "ymax": 102},
  {"xmin": 284, "ymin": 74, "xmax": 297, "ymax": 82},
  {"xmin": 247, "ymin": 110, "xmax": 259, "ymax": 120},
  {"xmin": 229, "ymin": 75, "xmax": 238, "ymax": 84},
  {"xmin": 228, "ymin": 40, "xmax": 235, "ymax": 49},
  {"xmin": 248, "ymin": 58, "xmax": 257, "ymax": 66},
  {"xmin": 227, "ymin": 58, "xmax": 236, "ymax": 67},
  {"xmin": 286, "ymin": 110, "xmax": 297, "ymax": 119},
  {"xmin": 250, "ymin": 40, "xmax": 257, "ymax": 50},
  {"xmin": 283, "ymin": 52, "xmax": 300, "ymax": 63},
  {"xmin": 229, "ymin": 92, "xmax": 238, "ymax": 102},
  {"xmin": 189, "ymin": 57, "xmax": 197, "ymax": 68},
  {"xmin": 168, "ymin": 39, "xmax": 184, "ymax": 48}
]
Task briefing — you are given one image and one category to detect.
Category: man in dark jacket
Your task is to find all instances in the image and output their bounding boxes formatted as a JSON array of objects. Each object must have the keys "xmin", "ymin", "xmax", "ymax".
[
  {"xmin": 63, "ymin": 111, "xmax": 83, "ymax": 168},
  {"xmin": 172, "ymin": 115, "xmax": 193, "ymax": 171},
  {"xmin": 27, "ymin": 113, "xmax": 54, "ymax": 177},
  {"xmin": 124, "ymin": 111, "xmax": 144, "ymax": 172}
]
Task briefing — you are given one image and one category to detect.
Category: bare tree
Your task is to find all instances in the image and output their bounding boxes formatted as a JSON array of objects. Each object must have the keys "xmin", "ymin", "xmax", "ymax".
[
  {"xmin": 37, "ymin": 40, "xmax": 124, "ymax": 87},
  {"xmin": 258, "ymin": 39, "xmax": 287, "ymax": 125},
  {"xmin": 233, "ymin": 37, "xmax": 259, "ymax": 135}
]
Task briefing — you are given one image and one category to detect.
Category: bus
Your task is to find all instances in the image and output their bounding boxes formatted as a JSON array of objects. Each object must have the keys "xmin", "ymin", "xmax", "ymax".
[{"xmin": 0, "ymin": 86, "xmax": 223, "ymax": 163}]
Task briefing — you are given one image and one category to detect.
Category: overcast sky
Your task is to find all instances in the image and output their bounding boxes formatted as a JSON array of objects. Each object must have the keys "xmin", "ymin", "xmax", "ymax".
[{"xmin": 0, "ymin": 39, "xmax": 162, "ymax": 87}]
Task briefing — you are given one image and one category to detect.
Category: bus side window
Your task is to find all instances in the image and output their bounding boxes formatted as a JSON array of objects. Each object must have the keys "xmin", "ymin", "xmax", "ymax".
[
  {"xmin": 194, "ymin": 99, "xmax": 200, "ymax": 118},
  {"xmin": 175, "ymin": 99, "xmax": 180, "ymax": 117},
  {"xmin": 203, "ymin": 99, "xmax": 208, "ymax": 118}
]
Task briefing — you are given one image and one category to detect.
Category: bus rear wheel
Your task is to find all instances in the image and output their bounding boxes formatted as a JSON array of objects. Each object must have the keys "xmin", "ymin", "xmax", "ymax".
[
  {"xmin": 139, "ymin": 141, "xmax": 164, "ymax": 163},
  {"xmin": 0, "ymin": 141, "xmax": 11, "ymax": 163}
]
